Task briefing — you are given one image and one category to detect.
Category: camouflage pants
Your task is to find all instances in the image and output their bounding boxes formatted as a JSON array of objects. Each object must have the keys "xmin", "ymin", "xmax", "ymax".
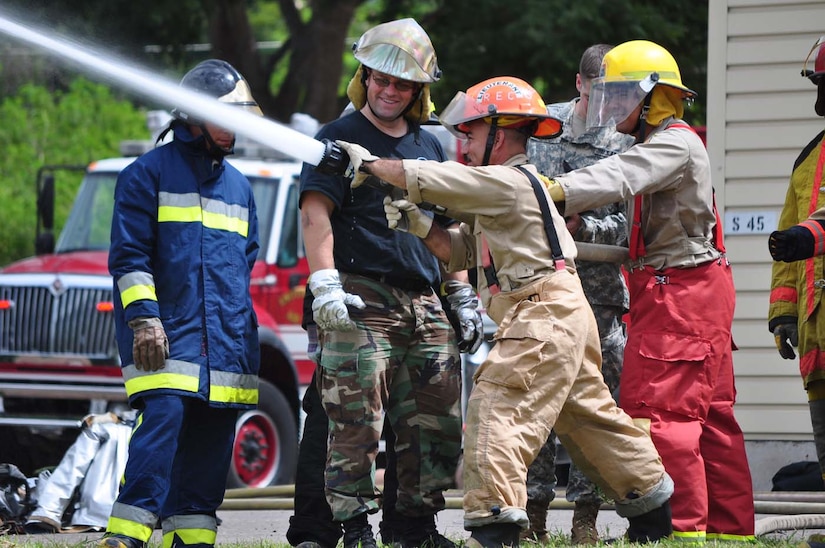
[
  {"xmin": 319, "ymin": 273, "xmax": 462, "ymax": 522},
  {"xmin": 525, "ymin": 306, "xmax": 626, "ymax": 505}
]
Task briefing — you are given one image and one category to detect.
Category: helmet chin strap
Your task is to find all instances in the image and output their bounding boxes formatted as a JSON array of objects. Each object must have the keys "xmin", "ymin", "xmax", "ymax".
[
  {"xmin": 634, "ymin": 92, "xmax": 655, "ymax": 144},
  {"xmin": 200, "ymin": 124, "xmax": 234, "ymax": 159},
  {"xmin": 481, "ymin": 113, "xmax": 499, "ymax": 167}
]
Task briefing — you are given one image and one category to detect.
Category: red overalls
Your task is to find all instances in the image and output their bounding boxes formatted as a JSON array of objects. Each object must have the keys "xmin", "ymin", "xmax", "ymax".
[{"xmin": 619, "ymin": 124, "xmax": 755, "ymax": 542}]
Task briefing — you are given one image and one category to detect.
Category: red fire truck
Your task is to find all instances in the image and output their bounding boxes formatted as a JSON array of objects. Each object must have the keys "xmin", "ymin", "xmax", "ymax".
[{"xmin": 0, "ymin": 134, "xmax": 315, "ymax": 488}]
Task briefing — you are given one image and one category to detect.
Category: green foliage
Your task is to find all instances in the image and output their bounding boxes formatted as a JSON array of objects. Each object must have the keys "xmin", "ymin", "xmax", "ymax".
[
  {"xmin": 422, "ymin": 0, "xmax": 709, "ymax": 125},
  {"xmin": 0, "ymin": 78, "xmax": 148, "ymax": 266}
]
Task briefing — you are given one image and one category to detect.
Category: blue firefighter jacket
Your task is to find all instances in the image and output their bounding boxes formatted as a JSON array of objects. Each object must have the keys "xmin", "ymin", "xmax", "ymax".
[{"xmin": 109, "ymin": 122, "xmax": 260, "ymax": 409}]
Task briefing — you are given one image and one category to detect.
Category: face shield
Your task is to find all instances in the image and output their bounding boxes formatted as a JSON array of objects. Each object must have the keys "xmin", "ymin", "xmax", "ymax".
[
  {"xmin": 586, "ymin": 74, "xmax": 659, "ymax": 129},
  {"xmin": 438, "ymin": 90, "xmax": 488, "ymax": 139},
  {"xmin": 802, "ymin": 35, "xmax": 825, "ymax": 85}
]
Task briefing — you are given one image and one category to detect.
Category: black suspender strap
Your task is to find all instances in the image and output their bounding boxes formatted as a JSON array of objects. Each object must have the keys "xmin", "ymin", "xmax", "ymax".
[{"xmin": 515, "ymin": 165, "xmax": 567, "ymax": 272}]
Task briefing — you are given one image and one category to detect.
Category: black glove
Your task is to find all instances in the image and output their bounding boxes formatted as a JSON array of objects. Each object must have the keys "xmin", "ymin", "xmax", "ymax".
[
  {"xmin": 772, "ymin": 321, "xmax": 799, "ymax": 360},
  {"xmin": 769, "ymin": 225, "xmax": 815, "ymax": 262},
  {"xmin": 442, "ymin": 280, "xmax": 484, "ymax": 354}
]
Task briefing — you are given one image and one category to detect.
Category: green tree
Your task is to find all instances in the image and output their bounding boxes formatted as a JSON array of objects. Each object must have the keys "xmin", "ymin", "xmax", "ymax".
[
  {"xmin": 420, "ymin": 0, "xmax": 708, "ymax": 125},
  {"xmin": 0, "ymin": 1, "xmax": 708, "ymax": 123},
  {"xmin": 0, "ymin": 78, "xmax": 147, "ymax": 265}
]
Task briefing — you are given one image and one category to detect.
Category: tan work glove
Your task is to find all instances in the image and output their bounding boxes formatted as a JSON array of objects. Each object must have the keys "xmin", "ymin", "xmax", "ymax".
[
  {"xmin": 383, "ymin": 195, "xmax": 433, "ymax": 238},
  {"xmin": 128, "ymin": 317, "xmax": 169, "ymax": 371},
  {"xmin": 335, "ymin": 140, "xmax": 379, "ymax": 189}
]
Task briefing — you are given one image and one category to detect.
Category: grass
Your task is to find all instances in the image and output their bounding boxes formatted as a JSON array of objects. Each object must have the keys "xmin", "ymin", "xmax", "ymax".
[{"xmin": 0, "ymin": 535, "xmax": 814, "ymax": 548}]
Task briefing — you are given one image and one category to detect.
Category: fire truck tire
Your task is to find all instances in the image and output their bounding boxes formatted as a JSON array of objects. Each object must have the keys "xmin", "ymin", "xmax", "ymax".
[{"xmin": 227, "ymin": 379, "xmax": 298, "ymax": 488}]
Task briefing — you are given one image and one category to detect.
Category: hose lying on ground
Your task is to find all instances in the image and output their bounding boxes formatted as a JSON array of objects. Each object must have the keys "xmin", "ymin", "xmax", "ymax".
[{"xmin": 221, "ymin": 486, "xmax": 825, "ymax": 535}]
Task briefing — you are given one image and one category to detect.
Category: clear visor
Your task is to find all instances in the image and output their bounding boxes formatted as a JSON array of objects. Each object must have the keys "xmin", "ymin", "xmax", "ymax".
[
  {"xmin": 802, "ymin": 35, "xmax": 825, "ymax": 84},
  {"xmin": 586, "ymin": 76, "xmax": 657, "ymax": 129},
  {"xmin": 438, "ymin": 91, "xmax": 488, "ymax": 139}
]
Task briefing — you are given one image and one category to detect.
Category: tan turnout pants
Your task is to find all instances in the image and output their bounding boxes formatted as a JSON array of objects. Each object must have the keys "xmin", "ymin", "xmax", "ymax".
[{"xmin": 463, "ymin": 269, "xmax": 668, "ymax": 529}]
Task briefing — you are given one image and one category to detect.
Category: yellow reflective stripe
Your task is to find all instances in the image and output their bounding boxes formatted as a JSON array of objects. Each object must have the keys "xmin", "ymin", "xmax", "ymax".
[
  {"xmin": 120, "ymin": 284, "xmax": 157, "ymax": 308},
  {"xmin": 125, "ymin": 371, "xmax": 200, "ymax": 396},
  {"xmin": 158, "ymin": 205, "xmax": 248, "ymax": 237},
  {"xmin": 202, "ymin": 209, "xmax": 248, "ymax": 237},
  {"xmin": 158, "ymin": 205, "xmax": 202, "ymax": 223},
  {"xmin": 706, "ymin": 533, "xmax": 756, "ymax": 542},
  {"xmin": 107, "ymin": 516, "xmax": 154, "ymax": 543},
  {"xmin": 210, "ymin": 385, "xmax": 258, "ymax": 405},
  {"xmin": 158, "ymin": 197, "xmax": 249, "ymax": 238},
  {"xmin": 672, "ymin": 530, "xmax": 706, "ymax": 543},
  {"xmin": 162, "ymin": 528, "xmax": 217, "ymax": 547}
]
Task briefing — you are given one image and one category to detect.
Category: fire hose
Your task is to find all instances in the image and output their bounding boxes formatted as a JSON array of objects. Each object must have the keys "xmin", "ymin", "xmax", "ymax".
[
  {"xmin": 220, "ymin": 486, "xmax": 825, "ymax": 536},
  {"xmin": 0, "ymin": 10, "xmax": 647, "ymax": 271},
  {"xmin": 7, "ymin": 8, "xmax": 819, "ymax": 538}
]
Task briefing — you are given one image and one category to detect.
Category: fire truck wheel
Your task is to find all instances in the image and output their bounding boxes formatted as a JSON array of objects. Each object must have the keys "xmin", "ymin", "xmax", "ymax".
[{"xmin": 227, "ymin": 379, "xmax": 298, "ymax": 488}]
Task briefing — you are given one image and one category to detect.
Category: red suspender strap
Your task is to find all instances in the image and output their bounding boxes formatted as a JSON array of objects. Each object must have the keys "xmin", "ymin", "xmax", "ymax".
[{"xmin": 629, "ymin": 194, "xmax": 645, "ymax": 260}]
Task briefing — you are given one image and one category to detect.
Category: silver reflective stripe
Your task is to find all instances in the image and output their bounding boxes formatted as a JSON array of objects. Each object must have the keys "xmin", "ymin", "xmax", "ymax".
[
  {"xmin": 159, "ymin": 192, "xmax": 249, "ymax": 222},
  {"xmin": 210, "ymin": 370, "xmax": 259, "ymax": 391},
  {"xmin": 162, "ymin": 514, "xmax": 217, "ymax": 534},
  {"xmin": 110, "ymin": 501, "xmax": 157, "ymax": 528},
  {"xmin": 121, "ymin": 360, "xmax": 201, "ymax": 382},
  {"xmin": 117, "ymin": 271, "xmax": 155, "ymax": 294},
  {"xmin": 202, "ymin": 197, "xmax": 249, "ymax": 223},
  {"xmin": 159, "ymin": 192, "xmax": 200, "ymax": 208}
]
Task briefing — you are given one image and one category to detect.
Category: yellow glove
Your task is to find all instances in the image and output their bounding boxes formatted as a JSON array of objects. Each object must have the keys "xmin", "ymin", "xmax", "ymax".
[
  {"xmin": 335, "ymin": 140, "xmax": 379, "ymax": 189},
  {"xmin": 544, "ymin": 177, "xmax": 565, "ymax": 202}
]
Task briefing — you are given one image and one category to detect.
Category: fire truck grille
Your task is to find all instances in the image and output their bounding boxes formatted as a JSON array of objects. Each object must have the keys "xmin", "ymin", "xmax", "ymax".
[{"xmin": 0, "ymin": 286, "xmax": 116, "ymax": 357}]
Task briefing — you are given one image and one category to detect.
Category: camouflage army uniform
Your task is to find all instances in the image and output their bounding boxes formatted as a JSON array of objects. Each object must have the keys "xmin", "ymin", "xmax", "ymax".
[
  {"xmin": 319, "ymin": 272, "xmax": 462, "ymax": 521},
  {"xmin": 526, "ymin": 98, "xmax": 633, "ymax": 507}
]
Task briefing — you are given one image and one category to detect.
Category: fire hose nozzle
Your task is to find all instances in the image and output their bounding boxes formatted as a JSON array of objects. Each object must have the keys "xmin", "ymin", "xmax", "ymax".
[{"xmin": 315, "ymin": 139, "xmax": 350, "ymax": 175}]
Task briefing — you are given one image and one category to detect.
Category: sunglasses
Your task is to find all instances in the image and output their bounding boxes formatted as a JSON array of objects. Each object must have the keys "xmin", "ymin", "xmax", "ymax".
[{"xmin": 370, "ymin": 72, "xmax": 417, "ymax": 93}]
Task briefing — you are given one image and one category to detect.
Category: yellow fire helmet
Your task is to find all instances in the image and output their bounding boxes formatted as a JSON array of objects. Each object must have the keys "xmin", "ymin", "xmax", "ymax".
[{"xmin": 586, "ymin": 40, "xmax": 696, "ymax": 129}]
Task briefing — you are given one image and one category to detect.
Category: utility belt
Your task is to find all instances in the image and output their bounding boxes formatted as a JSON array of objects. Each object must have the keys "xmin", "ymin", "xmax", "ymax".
[{"xmin": 342, "ymin": 269, "xmax": 433, "ymax": 293}]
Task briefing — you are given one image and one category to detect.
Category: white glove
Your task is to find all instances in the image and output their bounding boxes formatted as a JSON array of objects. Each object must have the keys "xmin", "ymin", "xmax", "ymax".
[
  {"xmin": 383, "ymin": 196, "xmax": 433, "ymax": 239},
  {"xmin": 308, "ymin": 269, "xmax": 366, "ymax": 332},
  {"xmin": 442, "ymin": 280, "xmax": 484, "ymax": 354},
  {"xmin": 128, "ymin": 316, "xmax": 169, "ymax": 371},
  {"xmin": 335, "ymin": 140, "xmax": 379, "ymax": 189}
]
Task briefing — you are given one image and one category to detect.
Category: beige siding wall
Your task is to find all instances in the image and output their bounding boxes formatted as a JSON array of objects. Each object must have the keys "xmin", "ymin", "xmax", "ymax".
[{"xmin": 707, "ymin": 0, "xmax": 825, "ymax": 440}]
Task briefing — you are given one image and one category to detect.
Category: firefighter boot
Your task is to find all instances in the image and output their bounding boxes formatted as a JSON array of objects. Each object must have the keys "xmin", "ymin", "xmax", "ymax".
[
  {"xmin": 466, "ymin": 523, "xmax": 521, "ymax": 548},
  {"xmin": 97, "ymin": 535, "xmax": 145, "ymax": 548},
  {"xmin": 570, "ymin": 501, "xmax": 600, "ymax": 545},
  {"xmin": 342, "ymin": 513, "xmax": 377, "ymax": 548},
  {"xmin": 625, "ymin": 500, "xmax": 673, "ymax": 543},
  {"xmin": 519, "ymin": 499, "xmax": 549, "ymax": 543}
]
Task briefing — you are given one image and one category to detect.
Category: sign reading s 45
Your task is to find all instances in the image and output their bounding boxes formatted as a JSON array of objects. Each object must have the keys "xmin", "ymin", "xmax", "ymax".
[{"xmin": 723, "ymin": 210, "xmax": 777, "ymax": 235}]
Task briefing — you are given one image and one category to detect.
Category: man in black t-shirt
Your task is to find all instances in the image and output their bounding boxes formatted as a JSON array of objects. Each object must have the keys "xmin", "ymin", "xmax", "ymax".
[{"xmin": 287, "ymin": 18, "xmax": 480, "ymax": 548}]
